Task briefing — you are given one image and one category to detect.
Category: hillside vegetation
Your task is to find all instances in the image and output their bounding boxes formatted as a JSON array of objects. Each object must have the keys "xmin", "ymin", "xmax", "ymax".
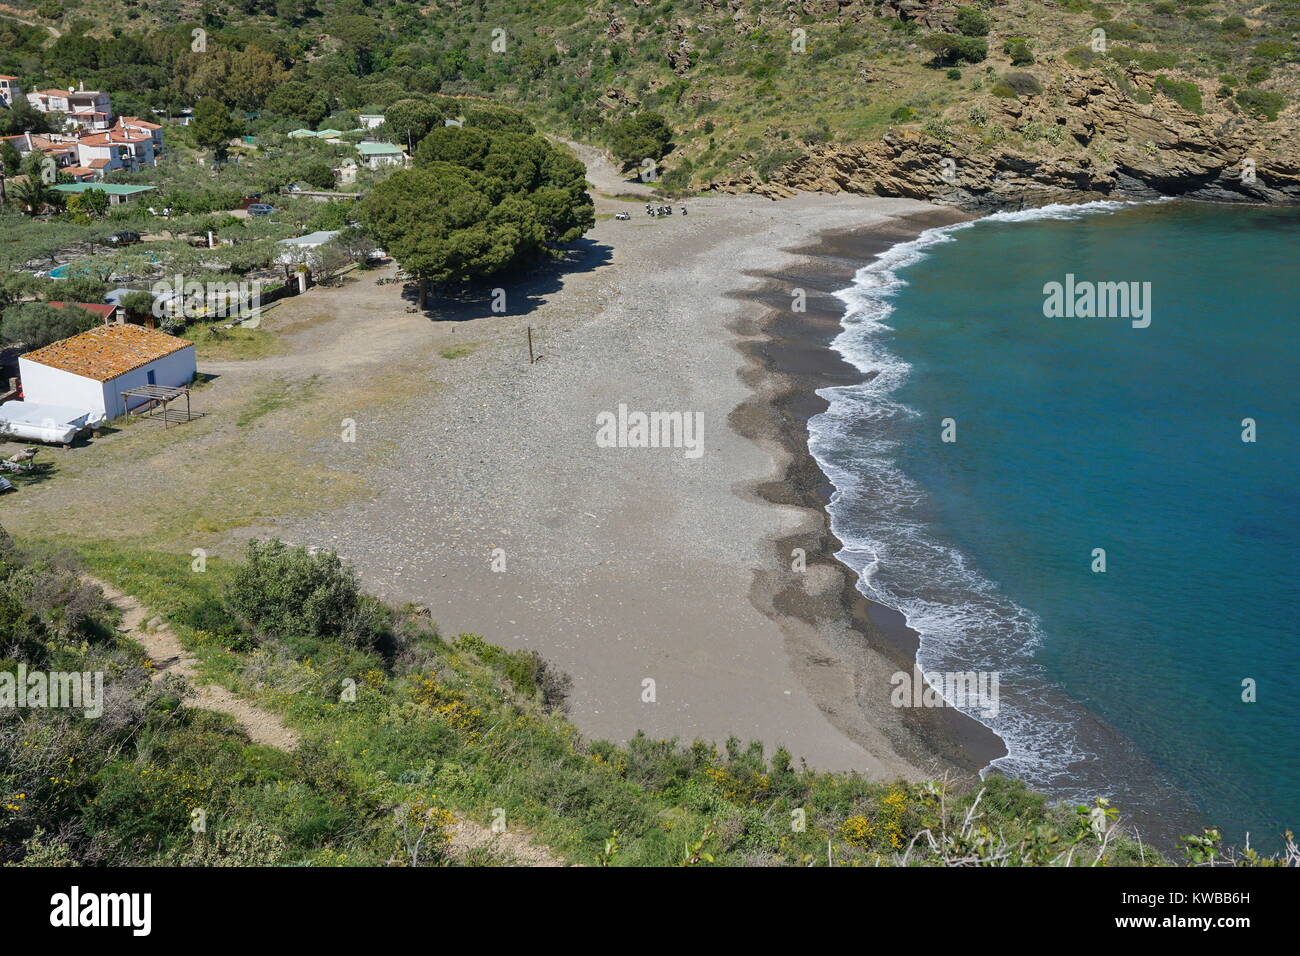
[
  {"xmin": 1, "ymin": 0, "xmax": 1297, "ymax": 204},
  {"xmin": 2, "ymin": 528, "xmax": 1297, "ymax": 866}
]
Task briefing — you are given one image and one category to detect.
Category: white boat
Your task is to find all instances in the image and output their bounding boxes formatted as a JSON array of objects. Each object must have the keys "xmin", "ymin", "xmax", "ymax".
[{"xmin": 0, "ymin": 401, "xmax": 101, "ymax": 445}]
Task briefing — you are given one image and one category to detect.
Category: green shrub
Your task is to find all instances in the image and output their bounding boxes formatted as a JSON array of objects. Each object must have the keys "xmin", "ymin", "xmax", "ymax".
[
  {"xmin": 800, "ymin": 121, "xmax": 831, "ymax": 144},
  {"xmin": 223, "ymin": 538, "xmax": 390, "ymax": 654},
  {"xmin": 923, "ymin": 118, "xmax": 953, "ymax": 141},
  {"xmin": 1154, "ymin": 75, "xmax": 1203, "ymax": 114},
  {"xmin": 1101, "ymin": 21, "xmax": 1146, "ymax": 42},
  {"xmin": 661, "ymin": 157, "xmax": 694, "ymax": 192},
  {"xmin": 1004, "ymin": 38, "xmax": 1035, "ymax": 66},
  {"xmin": 1064, "ymin": 46, "xmax": 1098, "ymax": 69},
  {"xmin": 1109, "ymin": 46, "xmax": 1178, "ymax": 71},
  {"xmin": 955, "ymin": 7, "xmax": 991, "ymax": 37},
  {"xmin": 1246, "ymin": 65, "xmax": 1270, "ymax": 85},
  {"xmin": 755, "ymin": 148, "xmax": 804, "ymax": 181},
  {"xmin": 1235, "ymin": 89, "xmax": 1285, "ymax": 121},
  {"xmin": 453, "ymin": 634, "xmax": 572, "ymax": 713},
  {"xmin": 1251, "ymin": 41, "xmax": 1296, "ymax": 63},
  {"xmin": 921, "ymin": 33, "xmax": 988, "ymax": 65}
]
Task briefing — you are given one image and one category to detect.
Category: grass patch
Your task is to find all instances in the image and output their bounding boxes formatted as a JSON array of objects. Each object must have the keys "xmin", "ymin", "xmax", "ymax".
[
  {"xmin": 438, "ymin": 343, "xmax": 480, "ymax": 360},
  {"xmin": 236, "ymin": 375, "xmax": 321, "ymax": 428},
  {"xmin": 189, "ymin": 323, "xmax": 286, "ymax": 362}
]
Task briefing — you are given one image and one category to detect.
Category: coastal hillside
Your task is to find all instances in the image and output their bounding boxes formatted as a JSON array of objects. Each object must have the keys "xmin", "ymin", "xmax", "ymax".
[
  {"xmin": 4, "ymin": 528, "xmax": 1294, "ymax": 866},
  {"xmin": 1, "ymin": 0, "xmax": 1297, "ymax": 205}
]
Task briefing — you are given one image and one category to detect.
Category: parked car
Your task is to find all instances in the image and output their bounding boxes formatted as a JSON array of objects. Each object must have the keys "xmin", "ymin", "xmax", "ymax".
[
  {"xmin": 614, "ymin": 212, "xmax": 630, "ymax": 220},
  {"xmin": 247, "ymin": 203, "xmax": 275, "ymax": 216},
  {"xmin": 106, "ymin": 230, "xmax": 141, "ymax": 246}
]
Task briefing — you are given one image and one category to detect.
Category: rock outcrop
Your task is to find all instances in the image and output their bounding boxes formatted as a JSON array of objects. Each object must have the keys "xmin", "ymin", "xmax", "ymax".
[{"xmin": 708, "ymin": 68, "xmax": 1300, "ymax": 209}]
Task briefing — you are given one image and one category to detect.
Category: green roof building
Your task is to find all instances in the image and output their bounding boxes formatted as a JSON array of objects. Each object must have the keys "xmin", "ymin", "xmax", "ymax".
[
  {"xmin": 355, "ymin": 141, "xmax": 406, "ymax": 168},
  {"xmin": 52, "ymin": 183, "xmax": 156, "ymax": 205}
]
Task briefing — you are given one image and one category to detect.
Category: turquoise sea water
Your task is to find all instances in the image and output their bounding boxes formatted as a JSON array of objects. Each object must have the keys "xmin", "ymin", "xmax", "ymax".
[{"xmin": 810, "ymin": 201, "xmax": 1300, "ymax": 849}]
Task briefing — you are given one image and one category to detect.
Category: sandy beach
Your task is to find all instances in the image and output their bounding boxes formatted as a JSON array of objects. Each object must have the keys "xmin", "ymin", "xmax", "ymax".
[{"xmin": 278, "ymin": 156, "xmax": 1004, "ymax": 779}]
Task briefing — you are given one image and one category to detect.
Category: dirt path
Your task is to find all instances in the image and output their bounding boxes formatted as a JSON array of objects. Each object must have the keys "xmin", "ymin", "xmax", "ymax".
[
  {"xmin": 0, "ymin": 4, "xmax": 61, "ymax": 37},
  {"xmin": 557, "ymin": 137, "xmax": 656, "ymax": 197},
  {"xmin": 445, "ymin": 819, "xmax": 566, "ymax": 867},
  {"xmin": 90, "ymin": 575, "xmax": 567, "ymax": 865},
  {"xmin": 90, "ymin": 575, "xmax": 300, "ymax": 749}
]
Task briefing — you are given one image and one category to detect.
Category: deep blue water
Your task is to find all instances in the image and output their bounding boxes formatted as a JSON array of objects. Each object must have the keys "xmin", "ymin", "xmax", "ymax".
[{"xmin": 810, "ymin": 201, "xmax": 1300, "ymax": 850}]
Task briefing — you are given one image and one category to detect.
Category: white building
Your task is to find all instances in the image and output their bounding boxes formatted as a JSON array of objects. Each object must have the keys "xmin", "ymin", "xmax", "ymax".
[
  {"xmin": 355, "ymin": 141, "xmax": 406, "ymax": 170},
  {"xmin": 75, "ymin": 127, "xmax": 157, "ymax": 173},
  {"xmin": 276, "ymin": 230, "xmax": 341, "ymax": 266},
  {"xmin": 19, "ymin": 325, "xmax": 196, "ymax": 421},
  {"xmin": 358, "ymin": 114, "xmax": 385, "ymax": 129},
  {"xmin": 0, "ymin": 75, "xmax": 22, "ymax": 108},
  {"xmin": 27, "ymin": 85, "xmax": 113, "ymax": 130},
  {"xmin": 112, "ymin": 116, "xmax": 165, "ymax": 155}
]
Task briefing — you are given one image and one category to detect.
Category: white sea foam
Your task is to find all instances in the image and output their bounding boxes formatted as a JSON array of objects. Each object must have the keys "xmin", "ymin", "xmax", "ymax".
[{"xmin": 808, "ymin": 200, "xmax": 1142, "ymax": 791}]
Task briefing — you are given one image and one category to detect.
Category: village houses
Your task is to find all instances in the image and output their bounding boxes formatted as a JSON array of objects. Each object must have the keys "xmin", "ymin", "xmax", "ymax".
[{"xmin": 1, "ymin": 116, "xmax": 163, "ymax": 181}]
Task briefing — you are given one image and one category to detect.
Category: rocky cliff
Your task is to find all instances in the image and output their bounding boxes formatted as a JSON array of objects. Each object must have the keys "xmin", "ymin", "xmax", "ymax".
[{"xmin": 707, "ymin": 66, "xmax": 1300, "ymax": 209}]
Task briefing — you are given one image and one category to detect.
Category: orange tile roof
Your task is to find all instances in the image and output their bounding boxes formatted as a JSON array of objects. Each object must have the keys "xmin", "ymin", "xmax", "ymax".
[
  {"xmin": 119, "ymin": 116, "xmax": 162, "ymax": 130},
  {"xmin": 22, "ymin": 324, "xmax": 193, "ymax": 382},
  {"xmin": 80, "ymin": 131, "xmax": 149, "ymax": 146}
]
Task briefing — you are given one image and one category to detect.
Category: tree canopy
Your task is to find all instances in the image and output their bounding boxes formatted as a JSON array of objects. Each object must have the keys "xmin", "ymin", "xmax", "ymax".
[
  {"xmin": 379, "ymin": 98, "xmax": 447, "ymax": 148},
  {"xmin": 359, "ymin": 124, "xmax": 592, "ymax": 299},
  {"xmin": 0, "ymin": 302, "xmax": 97, "ymax": 350},
  {"xmin": 608, "ymin": 112, "xmax": 674, "ymax": 167},
  {"xmin": 191, "ymin": 97, "xmax": 241, "ymax": 158}
]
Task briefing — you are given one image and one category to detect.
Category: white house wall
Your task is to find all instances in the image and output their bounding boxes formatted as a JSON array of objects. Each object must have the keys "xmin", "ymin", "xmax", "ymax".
[
  {"xmin": 103, "ymin": 346, "xmax": 197, "ymax": 418},
  {"xmin": 17, "ymin": 359, "xmax": 108, "ymax": 418}
]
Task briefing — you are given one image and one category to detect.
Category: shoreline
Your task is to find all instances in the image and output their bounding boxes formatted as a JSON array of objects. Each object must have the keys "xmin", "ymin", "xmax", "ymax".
[
  {"xmin": 727, "ymin": 208, "xmax": 1008, "ymax": 776},
  {"xmin": 744, "ymin": 200, "xmax": 1221, "ymax": 850}
]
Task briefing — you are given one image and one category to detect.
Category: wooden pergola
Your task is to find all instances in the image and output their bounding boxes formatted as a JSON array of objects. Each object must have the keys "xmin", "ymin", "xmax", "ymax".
[{"xmin": 120, "ymin": 384, "xmax": 199, "ymax": 428}]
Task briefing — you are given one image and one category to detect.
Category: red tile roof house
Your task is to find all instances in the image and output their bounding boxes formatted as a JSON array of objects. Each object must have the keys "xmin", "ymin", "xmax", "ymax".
[
  {"xmin": 0, "ymin": 133, "xmax": 98, "ymax": 182},
  {"xmin": 75, "ymin": 128, "xmax": 157, "ymax": 174},
  {"xmin": 0, "ymin": 132, "xmax": 81, "ymax": 171},
  {"xmin": 26, "ymin": 86, "xmax": 113, "ymax": 131},
  {"xmin": 113, "ymin": 116, "xmax": 164, "ymax": 155},
  {"xmin": 0, "ymin": 75, "xmax": 21, "ymax": 108},
  {"xmin": 57, "ymin": 165, "xmax": 99, "ymax": 182},
  {"xmin": 47, "ymin": 302, "xmax": 122, "ymax": 326}
]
